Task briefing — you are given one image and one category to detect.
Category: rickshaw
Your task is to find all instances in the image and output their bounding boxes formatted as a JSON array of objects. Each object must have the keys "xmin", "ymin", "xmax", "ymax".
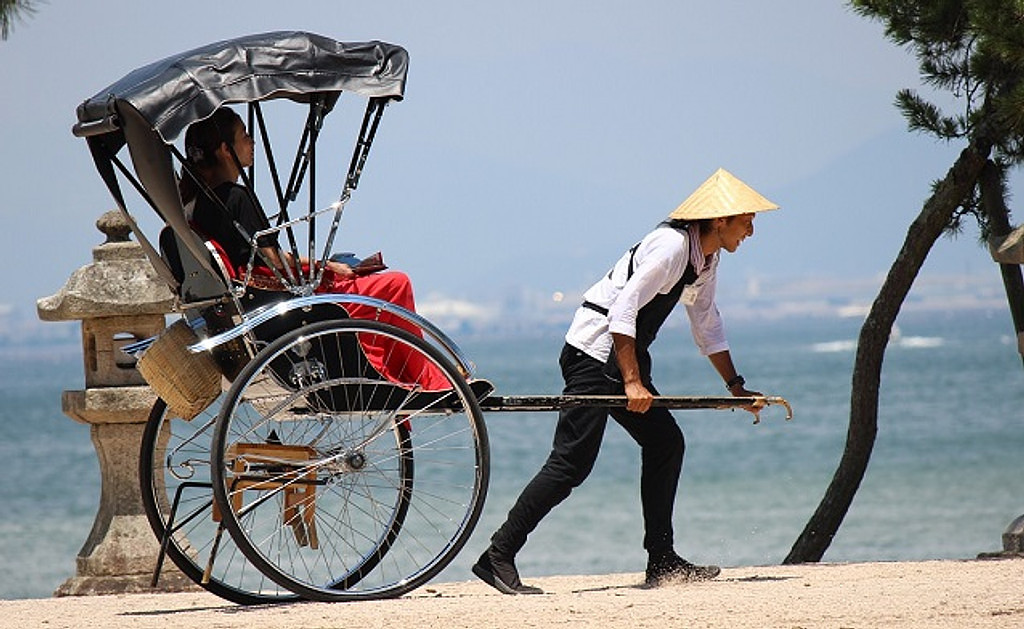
[{"xmin": 72, "ymin": 31, "xmax": 791, "ymax": 605}]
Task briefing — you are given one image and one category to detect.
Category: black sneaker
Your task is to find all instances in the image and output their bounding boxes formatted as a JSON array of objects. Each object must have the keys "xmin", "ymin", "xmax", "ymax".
[
  {"xmin": 472, "ymin": 548, "xmax": 543, "ymax": 595},
  {"xmin": 645, "ymin": 551, "xmax": 721, "ymax": 586}
]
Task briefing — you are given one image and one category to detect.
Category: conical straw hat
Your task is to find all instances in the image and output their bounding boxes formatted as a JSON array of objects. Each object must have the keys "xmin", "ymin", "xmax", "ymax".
[{"xmin": 669, "ymin": 168, "xmax": 779, "ymax": 220}]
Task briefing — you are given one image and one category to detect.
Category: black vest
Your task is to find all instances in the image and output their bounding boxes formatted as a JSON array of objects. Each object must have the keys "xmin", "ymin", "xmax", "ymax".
[{"xmin": 589, "ymin": 241, "xmax": 698, "ymax": 385}]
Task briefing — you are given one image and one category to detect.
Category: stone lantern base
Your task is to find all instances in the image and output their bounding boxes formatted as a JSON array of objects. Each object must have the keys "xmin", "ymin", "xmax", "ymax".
[{"xmin": 55, "ymin": 389, "xmax": 198, "ymax": 596}]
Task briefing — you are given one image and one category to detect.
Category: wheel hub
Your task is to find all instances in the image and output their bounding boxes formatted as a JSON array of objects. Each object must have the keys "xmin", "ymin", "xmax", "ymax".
[{"xmin": 345, "ymin": 451, "xmax": 367, "ymax": 470}]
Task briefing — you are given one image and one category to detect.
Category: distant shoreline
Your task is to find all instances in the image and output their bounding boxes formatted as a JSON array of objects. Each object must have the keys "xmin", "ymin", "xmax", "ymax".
[
  {"xmin": 0, "ymin": 269, "xmax": 1012, "ymax": 343},
  {"xmin": 0, "ymin": 303, "xmax": 1012, "ymax": 350}
]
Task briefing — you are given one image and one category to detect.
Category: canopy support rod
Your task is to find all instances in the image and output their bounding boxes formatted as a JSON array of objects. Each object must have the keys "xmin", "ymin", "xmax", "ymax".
[
  {"xmin": 274, "ymin": 98, "xmax": 330, "ymax": 288},
  {"xmin": 251, "ymin": 102, "xmax": 289, "ymax": 217},
  {"xmin": 344, "ymin": 98, "xmax": 388, "ymax": 194},
  {"xmin": 316, "ymin": 98, "xmax": 389, "ymax": 284},
  {"xmin": 250, "ymin": 102, "xmax": 302, "ymax": 285},
  {"xmin": 307, "ymin": 101, "xmax": 321, "ymax": 282}
]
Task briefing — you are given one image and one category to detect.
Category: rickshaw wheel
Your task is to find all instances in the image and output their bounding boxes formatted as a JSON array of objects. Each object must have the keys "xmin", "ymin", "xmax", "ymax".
[
  {"xmin": 139, "ymin": 398, "xmax": 301, "ymax": 604},
  {"xmin": 210, "ymin": 319, "xmax": 490, "ymax": 602}
]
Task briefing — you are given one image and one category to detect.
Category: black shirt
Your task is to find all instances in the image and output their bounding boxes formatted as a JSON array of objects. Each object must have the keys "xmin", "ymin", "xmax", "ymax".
[{"xmin": 191, "ymin": 182, "xmax": 277, "ymax": 269}]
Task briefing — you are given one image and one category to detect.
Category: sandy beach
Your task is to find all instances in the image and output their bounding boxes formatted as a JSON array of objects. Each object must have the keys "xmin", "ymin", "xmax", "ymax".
[{"xmin": 4, "ymin": 558, "xmax": 1022, "ymax": 629}]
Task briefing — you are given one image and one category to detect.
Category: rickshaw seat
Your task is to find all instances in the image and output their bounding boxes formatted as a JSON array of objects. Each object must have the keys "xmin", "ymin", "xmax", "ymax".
[{"xmin": 159, "ymin": 226, "xmax": 239, "ymax": 302}]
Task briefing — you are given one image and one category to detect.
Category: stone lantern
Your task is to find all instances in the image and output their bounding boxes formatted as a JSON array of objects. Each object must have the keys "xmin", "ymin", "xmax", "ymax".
[{"xmin": 37, "ymin": 210, "xmax": 192, "ymax": 595}]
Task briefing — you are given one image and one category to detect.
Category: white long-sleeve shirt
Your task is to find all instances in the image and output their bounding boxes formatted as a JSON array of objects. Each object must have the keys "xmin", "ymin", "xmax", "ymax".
[{"xmin": 565, "ymin": 225, "xmax": 728, "ymax": 362}]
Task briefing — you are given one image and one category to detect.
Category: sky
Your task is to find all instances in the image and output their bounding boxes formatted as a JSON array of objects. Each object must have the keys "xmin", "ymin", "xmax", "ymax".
[{"xmin": 0, "ymin": 0, "xmax": 1011, "ymax": 323}]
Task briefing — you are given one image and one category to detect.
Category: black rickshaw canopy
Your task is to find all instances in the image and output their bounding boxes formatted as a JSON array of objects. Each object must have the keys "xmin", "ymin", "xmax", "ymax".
[{"xmin": 74, "ymin": 31, "xmax": 408, "ymax": 144}]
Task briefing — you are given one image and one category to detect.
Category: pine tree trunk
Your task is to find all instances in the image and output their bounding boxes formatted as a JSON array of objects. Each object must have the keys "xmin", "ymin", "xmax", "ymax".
[{"xmin": 784, "ymin": 141, "xmax": 991, "ymax": 564}]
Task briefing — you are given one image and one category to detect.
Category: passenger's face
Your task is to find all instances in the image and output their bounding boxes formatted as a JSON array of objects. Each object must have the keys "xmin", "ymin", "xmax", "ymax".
[{"xmin": 229, "ymin": 120, "xmax": 255, "ymax": 169}]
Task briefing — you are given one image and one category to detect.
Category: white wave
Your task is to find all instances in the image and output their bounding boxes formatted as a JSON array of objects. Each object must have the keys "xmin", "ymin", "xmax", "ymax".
[
  {"xmin": 811, "ymin": 340, "xmax": 857, "ymax": 353},
  {"xmin": 810, "ymin": 336, "xmax": 944, "ymax": 353},
  {"xmin": 896, "ymin": 336, "xmax": 944, "ymax": 349}
]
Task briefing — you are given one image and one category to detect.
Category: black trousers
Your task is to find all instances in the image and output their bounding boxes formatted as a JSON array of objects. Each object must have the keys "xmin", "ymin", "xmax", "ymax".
[{"xmin": 490, "ymin": 343, "xmax": 685, "ymax": 558}]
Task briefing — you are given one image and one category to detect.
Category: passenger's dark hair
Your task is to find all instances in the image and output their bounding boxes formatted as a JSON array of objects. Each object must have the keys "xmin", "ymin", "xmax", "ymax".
[{"xmin": 179, "ymin": 108, "xmax": 243, "ymax": 203}]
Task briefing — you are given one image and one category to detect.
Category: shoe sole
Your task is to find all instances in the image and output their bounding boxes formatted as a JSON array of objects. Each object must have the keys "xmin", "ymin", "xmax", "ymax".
[
  {"xmin": 645, "ymin": 566, "xmax": 721, "ymax": 586},
  {"xmin": 472, "ymin": 562, "xmax": 543, "ymax": 595},
  {"xmin": 472, "ymin": 562, "xmax": 521, "ymax": 595}
]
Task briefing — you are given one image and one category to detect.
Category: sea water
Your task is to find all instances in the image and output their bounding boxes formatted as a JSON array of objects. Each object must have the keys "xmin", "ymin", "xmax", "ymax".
[{"xmin": 0, "ymin": 310, "xmax": 1021, "ymax": 599}]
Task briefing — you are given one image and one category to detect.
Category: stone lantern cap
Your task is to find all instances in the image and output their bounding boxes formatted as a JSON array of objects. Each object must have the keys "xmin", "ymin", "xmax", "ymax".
[
  {"xmin": 37, "ymin": 210, "xmax": 175, "ymax": 321},
  {"xmin": 989, "ymin": 224, "xmax": 1024, "ymax": 264}
]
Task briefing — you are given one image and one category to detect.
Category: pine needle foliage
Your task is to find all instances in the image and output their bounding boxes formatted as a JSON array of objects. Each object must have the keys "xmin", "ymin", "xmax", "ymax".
[
  {"xmin": 851, "ymin": 0, "xmax": 1024, "ymax": 235},
  {"xmin": 0, "ymin": 0, "xmax": 39, "ymax": 41}
]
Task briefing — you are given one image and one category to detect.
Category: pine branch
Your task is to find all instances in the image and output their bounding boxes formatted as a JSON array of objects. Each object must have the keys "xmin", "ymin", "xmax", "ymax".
[
  {"xmin": 895, "ymin": 89, "xmax": 961, "ymax": 138},
  {"xmin": 0, "ymin": 0, "xmax": 39, "ymax": 41}
]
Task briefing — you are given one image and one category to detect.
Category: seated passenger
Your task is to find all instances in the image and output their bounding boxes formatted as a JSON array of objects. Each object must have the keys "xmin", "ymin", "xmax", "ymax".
[{"xmin": 179, "ymin": 107, "xmax": 450, "ymax": 391}]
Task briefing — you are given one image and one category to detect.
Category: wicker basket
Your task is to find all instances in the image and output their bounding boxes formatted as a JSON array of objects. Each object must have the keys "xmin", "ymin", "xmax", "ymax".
[{"xmin": 138, "ymin": 319, "xmax": 222, "ymax": 420}]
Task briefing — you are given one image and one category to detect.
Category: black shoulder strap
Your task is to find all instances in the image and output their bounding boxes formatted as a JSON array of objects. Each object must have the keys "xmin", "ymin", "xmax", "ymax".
[
  {"xmin": 682, "ymin": 261, "xmax": 698, "ymax": 286},
  {"xmin": 608, "ymin": 223, "xmax": 691, "ymax": 282},
  {"xmin": 607, "ymin": 242, "xmax": 641, "ymax": 281}
]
